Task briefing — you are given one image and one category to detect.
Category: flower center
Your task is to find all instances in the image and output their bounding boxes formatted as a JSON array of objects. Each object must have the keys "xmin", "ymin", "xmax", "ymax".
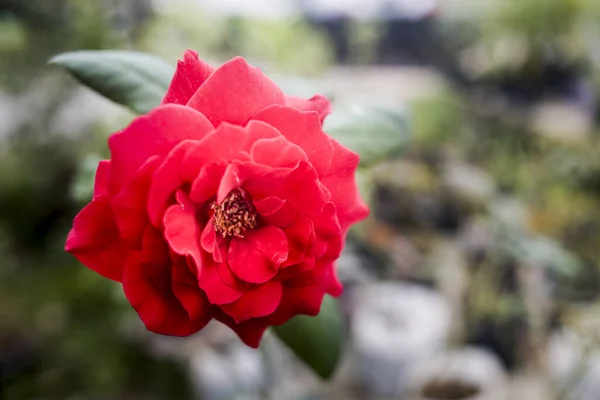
[{"xmin": 211, "ymin": 189, "xmax": 257, "ymax": 238}]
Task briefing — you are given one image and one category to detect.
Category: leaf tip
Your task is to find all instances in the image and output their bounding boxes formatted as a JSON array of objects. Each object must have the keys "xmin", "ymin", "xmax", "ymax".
[
  {"xmin": 48, "ymin": 52, "xmax": 75, "ymax": 67},
  {"xmin": 47, "ymin": 54, "xmax": 62, "ymax": 66}
]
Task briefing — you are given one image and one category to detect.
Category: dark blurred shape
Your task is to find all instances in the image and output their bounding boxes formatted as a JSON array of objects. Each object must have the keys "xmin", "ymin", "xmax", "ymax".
[
  {"xmin": 296, "ymin": 0, "xmax": 351, "ymax": 64},
  {"xmin": 0, "ymin": 137, "xmax": 77, "ymax": 252},
  {"xmin": 378, "ymin": 18, "xmax": 470, "ymax": 88},
  {"xmin": 315, "ymin": 17, "xmax": 350, "ymax": 64},
  {"xmin": 373, "ymin": 183, "xmax": 465, "ymax": 234},
  {"xmin": 0, "ymin": 0, "xmax": 64, "ymax": 29},
  {"xmin": 481, "ymin": 56, "xmax": 589, "ymax": 106},
  {"xmin": 466, "ymin": 316, "xmax": 527, "ymax": 370},
  {"xmin": 296, "ymin": 0, "xmax": 470, "ymax": 87},
  {"xmin": 421, "ymin": 379, "xmax": 481, "ymax": 400},
  {"xmin": 0, "ymin": 332, "xmax": 39, "ymax": 396}
]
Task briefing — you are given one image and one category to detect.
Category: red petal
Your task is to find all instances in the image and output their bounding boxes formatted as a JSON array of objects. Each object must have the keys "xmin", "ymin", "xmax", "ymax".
[
  {"xmin": 326, "ymin": 263, "xmax": 343, "ymax": 297},
  {"xmin": 283, "ymin": 161, "xmax": 327, "ymax": 215},
  {"xmin": 147, "ymin": 140, "xmax": 196, "ymax": 227},
  {"xmin": 65, "ymin": 196, "xmax": 127, "ymax": 282},
  {"xmin": 217, "ymin": 260, "xmax": 247, "ymax": 291},
  {"xmin": 227, "ymin": 226, "xmax": 288, "ymax": 284},
  {"xmin": 123, "ymin": 252, "xmax": 210, "ymax": 336},
  {"xmin": 285, "ymin": 94, "xmax": 331, "ymax": 123},
  {"xmin": 242, "ymin": 168, "xmax": 289, "ymax": 203},
  {"xmin": 183, "ymin": 125, "xmax": 248, "ymax": 174},
  {"xmin": 108, "ymin": 105, "xmax": 213, "ymax": 194},
  {"xmin": 282, "ymin": 217, "xmax": 314, "ymax": 267},
  {"xmin": 267, "ymin": 284, "xmax": 326, "ymax": 326},
  {"xmin": 190, "ymin": 163, "xmax": 226, "ymax": 205},
  {"xmin": 171, "ymin": 261, "xmax": 212, "ymax": 320},
  {"xmin": 317, "ymin": 234, "xmax": 343, "ymax": 263},
  {"xmin": 313, "ymin": 202, "xmax": 341, "ymax": 236},
  {"xmin": 277, "ymin": 257, "xmax": 316, "ymax": 281},
  {"xmin": 250, "ymin": 136, "xmax": 307, "ymax": 168},
  {"xmin": 284, "ymin": 259, "xmax": 324, "ymax": 288},
  {"xmin": 320, "ymin": 234, "xmax": 343, "ymax": 263},
  {"xmin": 93, "ymin": 160, "xmax": 111, "ymax": 199},
  {"xmin": 163, "ymin": 191, "xmax": 202, "ymax": 266},
  {"xmin": 253, "ymin": 105, "xmax": 333, "ymax": 176},
  {"xmin": 200, "ymin": 222, "xmax": 224, "ymax": 263},
  {"xmin": 187, "ymin": 57, "xmax": 285, "ymax": 126},
  {"xmin": 312, "ymin": 202, "xmax": 343, "ymax": 261},
  {"xmin": 140, "ymin": 225, "xmax": 171, "ymax": 267},
  {"xmin": 180, "ymin": 121, "xmax": 280, "ymax": 183},
  {"xmin": 321, "ymin": 140, "xmax": 370, "ymax": 231},
  {"xmin": 217, "ymin": 163, "xmax": 242, "ymax": 203},
  {"xmin": 283, "ymin": 260, "xmax": 343, "ymax": 297},
  {"xmin": 162, "ymin": 50, "xmax": 215, "ymax": 105},
  {"xmin": 220, "ymin": 280, "xmax": 282, "ymax": 323},
  {"xmin": 198, "ymin": 256, "xmax": 245, "ymax": 305},
  {"xmin": 254, "ymin": 196, "xmax": 284, "ymax": 215},
  {"xmin": 215, "ymin": 311, "xmax": 269, "ymax": 348},
  {"xmin": 111, "ymin": 156, "xmax": 160, "ymax": 247},
  {"xmin": 215, "ymin": 162, "xmax": 272, "ymax": 203},
  {"xmin": 253, "ymin": 196, "xmax": 297, "ymax": 228}
]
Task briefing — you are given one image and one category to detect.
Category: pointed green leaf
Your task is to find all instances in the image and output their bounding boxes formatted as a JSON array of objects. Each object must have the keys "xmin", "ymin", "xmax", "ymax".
[
  {"xmin": 49, "ymin": 50, "xmax": 174, "ymax": 114},
  {"xmin": 324, "ymin": 103, "xmax": 411, "ymax": 166},
  {"xmin": 273, "ymin": 295, "xmax": 343, "ymax": 380}
]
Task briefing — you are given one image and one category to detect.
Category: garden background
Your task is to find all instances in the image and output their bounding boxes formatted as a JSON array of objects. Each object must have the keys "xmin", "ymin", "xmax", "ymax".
[{"xmin": 3, "ymin": 0, "xmax": 600, "ymax": 399}]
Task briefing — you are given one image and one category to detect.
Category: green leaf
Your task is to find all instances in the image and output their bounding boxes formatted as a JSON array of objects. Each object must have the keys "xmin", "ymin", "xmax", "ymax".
[
  {"xmin": 49, "ymin": 50, "xmax": 174, "ymax": 114},
  {"xmin": 323, "ymin": 103, "xmax": 411, "ymax": 167},
  {"xmin": 273, "ymin": 295, "xmax": 343, "ymax": 379}
]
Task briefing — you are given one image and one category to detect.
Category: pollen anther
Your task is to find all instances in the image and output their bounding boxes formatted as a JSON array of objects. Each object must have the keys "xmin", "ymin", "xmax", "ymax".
[{"xmin": 212, "ymin": 189, "xmax": 257, "ymax": 238}]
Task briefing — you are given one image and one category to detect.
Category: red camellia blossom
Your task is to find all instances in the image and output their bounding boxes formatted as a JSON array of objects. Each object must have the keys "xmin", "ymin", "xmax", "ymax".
[{"xmin": 65, "ymin": 50, "xmax": 369, "ymax": 347}]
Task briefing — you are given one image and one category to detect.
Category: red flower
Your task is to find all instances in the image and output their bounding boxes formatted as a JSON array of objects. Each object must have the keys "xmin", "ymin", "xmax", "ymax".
[{"xmin": 65, "ymin": 50, "xmax": 369, "ymax": 347}]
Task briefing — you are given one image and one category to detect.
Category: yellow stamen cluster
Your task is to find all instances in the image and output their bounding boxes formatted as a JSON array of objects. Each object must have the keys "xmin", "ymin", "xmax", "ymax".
[{"xmin": 211, "ymin": 189, "xmax": 257, "ymax": 238}]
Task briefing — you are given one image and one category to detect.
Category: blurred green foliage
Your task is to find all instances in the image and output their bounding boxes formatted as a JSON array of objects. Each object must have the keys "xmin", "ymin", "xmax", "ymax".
[
  {"xmin": 139, "ymin": 0, "xmax": 332, "ymax": 75},
  {"xmin": 454, "ymin": 0, "xmax": 600, "ymax": 97}
]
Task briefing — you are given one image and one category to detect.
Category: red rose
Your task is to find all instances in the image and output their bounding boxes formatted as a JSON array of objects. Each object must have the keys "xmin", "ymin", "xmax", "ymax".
[{"xmin": 65, "ymin": 50, "xmax": 369, "ymax": 347}]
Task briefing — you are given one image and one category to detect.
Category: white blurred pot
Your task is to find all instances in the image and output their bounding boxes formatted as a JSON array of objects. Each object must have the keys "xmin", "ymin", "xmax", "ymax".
[
  {"xmin": 351, "ymin": 282, "xmax": 452, "ymax": 397},
  {"xmin": 189, "ymin": 322, "xmax": 266, "ymax": 400}
]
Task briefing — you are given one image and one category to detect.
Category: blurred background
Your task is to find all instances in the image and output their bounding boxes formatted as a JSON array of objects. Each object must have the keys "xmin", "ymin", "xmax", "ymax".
[{"xmin": 4, "ymin": 0, "xmax": 600, "ymax": 399}]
